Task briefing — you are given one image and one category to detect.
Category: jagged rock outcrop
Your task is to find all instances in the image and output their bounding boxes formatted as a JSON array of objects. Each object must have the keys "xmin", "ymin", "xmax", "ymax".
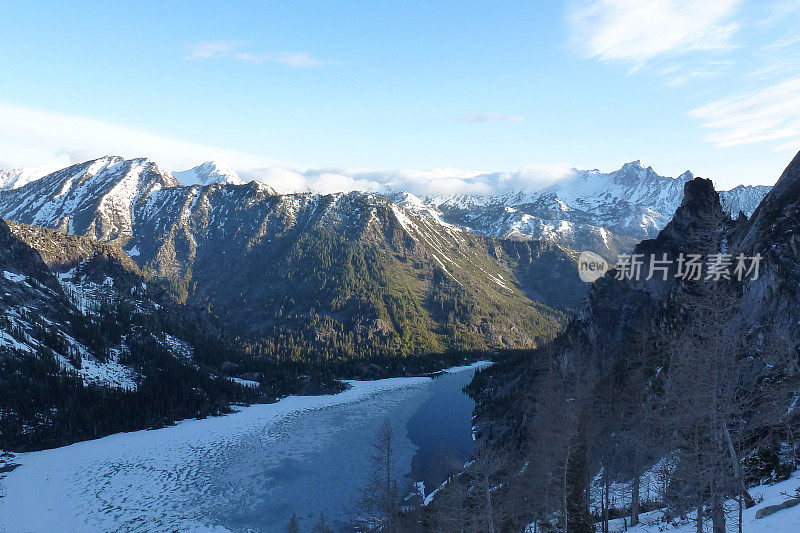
[{"xmin": 565, "ymin": 176, "xmax": 728, "ymax": 374}]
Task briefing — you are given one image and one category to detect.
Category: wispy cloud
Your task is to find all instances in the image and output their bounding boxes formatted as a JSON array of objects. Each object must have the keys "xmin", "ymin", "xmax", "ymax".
[
  {"xmin": 0, "ymin": 101, "xmax": 291, "ymax": 173},
  {"xmin": 659, "ymin": 61, "xmax": 733, "ymax": 87},
  {"xmin": 185, "ymin": 40, "xmax": 340, "ymax": 67},
  {"xmin": 0, "ymin": 101, "xmax": 573, "ymax": 196},
  {"xmin": 567, "ymin": 0, "xmax": 741, "ymax": 66},
  {"xmin": 186, "ymin": 40, "xmax": 247, "ymax": 59},
  {"xmin": 746, "ymin": 32, "xmax": 800, "ymax": 80},
  {"xmin": 245, "ymin": 163, "xmax": 575, "ymax": 196},
  {"xmin": 690, "ymin": 77, "xmax": 800, "ymax": 147},
  {"xmin": 276, "ymin": 52, "xmax": 340, "ymax": 68},
  {"xmin": 460, "ymin": 112, "xmax": 524, "ymax": 123}
]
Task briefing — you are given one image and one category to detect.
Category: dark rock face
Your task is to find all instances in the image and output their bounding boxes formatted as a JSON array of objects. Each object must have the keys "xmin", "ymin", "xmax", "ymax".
[
  {"xmin": 732, "ymin": 151, "xmax": 800, "ymax": 336},
  {"xmin": 740, "ymin": 150, "xmax": 800, "ymax": 254},
  {"xmin": 472, "ymin": 176, "xmax": 732, "ymax": 444},
  {"xmin": 662, "ymin": 177, "xmax": 723, "ymax": 239},
  {"xmin": 569, "ymin": 176, "xmax": 727, "ymax": 375},
  {"xmin": 499, "ymin": 239, "xmax": 587, "ymax": 312}
]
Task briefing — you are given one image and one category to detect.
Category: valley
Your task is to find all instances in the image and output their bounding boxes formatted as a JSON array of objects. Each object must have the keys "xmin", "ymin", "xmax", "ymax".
[
  {"xmin": 4, "ymin": 4, "xmax": 799, "ymax": 531},
  {"xmin": 0, "ymin": 153, "xmax": 792, "ymax": 533}
]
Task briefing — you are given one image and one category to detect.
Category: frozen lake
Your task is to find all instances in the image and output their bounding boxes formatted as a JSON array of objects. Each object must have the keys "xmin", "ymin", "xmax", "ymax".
[{"xmin": 0, "ymin": 363, "xmax": 486, "ymax": 532}]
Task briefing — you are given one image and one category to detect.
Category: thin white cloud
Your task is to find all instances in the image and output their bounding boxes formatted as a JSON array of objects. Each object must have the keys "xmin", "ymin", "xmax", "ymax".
[
  {"xmin": 186, "ymin": 40, "xmax": 339, "ymax": 67},
  {"xmin": 460, "ymin": 112, "xmax": 524, "ymax": 123},
  {"xmin": 761, "ymin": 34, "xmax": 800, "ymax": 52},
  {"xmin": 659, "ymin": 61, "xmax": 733, "ymax": 87},
  {"xmin": 747, "ymin": 32, "xmax": 800, "ymax": 81},
  {"xmin": 186, "ymin": 40, "xmax": 247, "ymax": 59},
  {"xmin": 0, "ymin": 101, "xmax": 294, "ymax": 173},
  {"xmin": 0, "ymin": 101, "xmax": 572, "ymax": 196},
  {"xmin": 567, "ymin": 0, "xmax": 740, "ymax": 65},
  {"xmin": 244, "ymin": 164, "xmax": 576, "ymax": 196},
  {"xmin": 275, "ymin": 52, "xmax": 341, "ymax": 68},
  {"xmin": 690, "ymin": 77, "xmax": 800, "ymax": 147}
]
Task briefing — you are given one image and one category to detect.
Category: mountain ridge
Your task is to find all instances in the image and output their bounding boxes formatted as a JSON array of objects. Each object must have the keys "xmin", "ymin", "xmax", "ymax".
[
  {"xmin": 0, "ymin": 158, "xmax": 579, "ymax": 360},
  {"xmin": 0, "ymin": 155, "xmax": 772, "ymax": 360},
  {"xmin": 393, "ymin": 160, "xmax": 770, "ymax": 258}
]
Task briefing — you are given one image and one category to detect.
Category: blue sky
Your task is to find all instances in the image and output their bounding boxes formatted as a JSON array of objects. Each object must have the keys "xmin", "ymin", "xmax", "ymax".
[{"xmin": 1, "ymin": 0, "xmax": 799, "ymax": 192}]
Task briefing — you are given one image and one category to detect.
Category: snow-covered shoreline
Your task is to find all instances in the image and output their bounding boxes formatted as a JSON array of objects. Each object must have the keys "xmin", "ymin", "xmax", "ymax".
[{"xmin": 0, "ymin": 362, "xmax": 488, "ymax": 532}]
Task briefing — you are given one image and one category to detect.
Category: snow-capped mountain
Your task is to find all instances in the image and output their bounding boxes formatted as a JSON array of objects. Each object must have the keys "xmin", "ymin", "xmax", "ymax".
[
  {"xmin": 0, "ymin": 165, "xmax": 55, "ymax": 191},
  {"xmin": 0, "ymin": 157, "xmax": 771, "ymax": 261},
  {"xmin": 171, "ymin": 161, "xmax": 246, "ymax": 187},
  {"xmin": 0, "ymin": 156, "xmax": 583, "ymax": 358},
  {"xmin": 720, "ymin": 184, "xmax": 774, "ymax": 218},
  {"xmin": 388, "ymin": 161, "xmax": 771, "ymax": 258},
  {"xmin": 0, "ymin": 156, "xmax": 177, "ymax": 243}
]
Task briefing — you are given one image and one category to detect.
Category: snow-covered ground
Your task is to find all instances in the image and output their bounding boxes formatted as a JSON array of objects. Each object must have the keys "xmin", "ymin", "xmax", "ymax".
[
  {"xmin": 602, "ymin": 472, "xmax": 800, "ymax": 533},
  {"xmin": 0, "ymin": 363, "xmax": 488, "ymax": 533}
]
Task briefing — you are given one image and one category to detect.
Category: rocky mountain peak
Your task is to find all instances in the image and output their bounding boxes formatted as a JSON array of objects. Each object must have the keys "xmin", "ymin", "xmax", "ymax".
[
  {"xmin": 679, "ymin": 176, "xmax": 719, "ymax": 211},
  {"xmin": 0, "ymin": 156, "xmax": 179, "ymax": 243},
  {"xmin": 614, "ymin": 160, "xmax": 655, "ymax": 181},
  {"xmin": 619, "ymin": 159, "xmax": 644, "ymax": 171},
  {"xmin": 654, "ymin": 177, "xmax": 723, "ymax": 246},
  {"xmin": 172, "ymin": 161, "xmax": 244, "ymax": 187}
]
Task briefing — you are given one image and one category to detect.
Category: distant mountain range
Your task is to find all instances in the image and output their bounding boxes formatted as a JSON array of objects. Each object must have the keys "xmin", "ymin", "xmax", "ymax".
[
  {"xmin": 0, "ymin": 156, "xmax": 770, "ymax": 358},
  {"xmin": 0, "ymin": 156, "xmax": 580, "ymax": 366},
  {"xmin": 0, "ymin": 158, "xmax": 770, "ymax": 259},
  {"xmin": 0, "ymin": 156, "xmax": 772, "ymax": 357},
  {"xmin": 388, "ymin": 161, "xmax": 771, "ymax": 259}
]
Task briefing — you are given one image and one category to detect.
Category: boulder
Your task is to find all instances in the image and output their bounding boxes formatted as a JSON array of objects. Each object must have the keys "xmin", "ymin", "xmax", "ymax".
[{"xmin": 755, "ymin": 498, "xmax": 800, "ymax": 519}]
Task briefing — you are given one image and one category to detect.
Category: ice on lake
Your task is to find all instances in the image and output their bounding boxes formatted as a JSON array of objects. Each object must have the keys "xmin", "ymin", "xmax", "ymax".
[{"xmin": 0, "ymin": 363, "xmax": 487, "ymax": 532}]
